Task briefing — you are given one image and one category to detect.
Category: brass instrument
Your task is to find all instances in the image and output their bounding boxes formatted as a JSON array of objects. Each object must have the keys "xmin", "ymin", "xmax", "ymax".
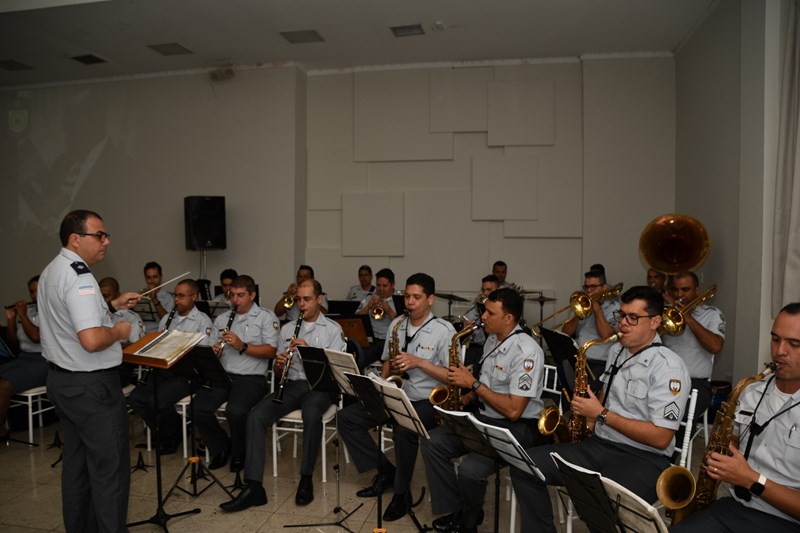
[
  {"xmin": 371, "ymin": 297, "xmax": 388, "ymax": 320},
  {"xmin": 282, "ymin": 293, "xmax": 296, "ymax": 310},
  {"xmin": 639, "ymin": 214, "xmax": 711, "ymax": 275},
  {"xmin": 429, "ymin": 321, "xmax": 482, "ymax": 410},
  {"xmin": 661, "ymin": 284, "xmax": 717, "ymax": 336},
  {"xmin": 530, "ymin": 283, "xmax": 624, "ymax": 333},
  {"xmin": 657, "ymin": 362, "xmax": 776, "ymax": 524},
  {"xmin": 475, "ymin": 294, "xmax": 488, "ymax": 317},
  {"xmin": 217, "ymin": 306, "xmax": 237, "ymax": 351},
  {"xmin": 273, "ymin": 312, "xmax": 304, "ymax": 404},
  {"xmin": 537, "ymin": 404, "xmax": 570, "ymax": 442},
  {"xmin": 568, "ymin": 332, "xmax": 622, "ymax": 442},
  {"xmin": 386, "ymin": 313, "xmax": 408, "ymax": 388}
]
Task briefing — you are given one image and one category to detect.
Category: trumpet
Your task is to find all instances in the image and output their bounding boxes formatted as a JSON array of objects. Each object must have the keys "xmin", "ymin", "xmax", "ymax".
[
  {"xmin": 660, "ymin": 284, "xmax": 717, "ymax": 336},
  {"xmin": 371, "ymin": 297, "xmax": 388, "ymax": 320},
  {"xmin": 282, "ymin": 293, "xmax": 296, "ymax": 310},
  {"xmin": 530, "ymin": 283, "xmax": 624, "ymax": 332}
]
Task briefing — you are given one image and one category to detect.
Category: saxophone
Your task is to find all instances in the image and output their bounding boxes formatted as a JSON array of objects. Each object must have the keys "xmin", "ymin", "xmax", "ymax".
[
  {"xmin": 386, "ymin": 313, "xmax": 408, "ymax": 388},
  {"xmin": 429, "ymin": 321, "xmax": 482, "ymax": 411},
  {"xmin": 568, "ymin": 332, "xmax": 622, "ymax": 442},
  {"xmin": 657, "ymin": 362, "xmax": 777, "ymax": 525}
]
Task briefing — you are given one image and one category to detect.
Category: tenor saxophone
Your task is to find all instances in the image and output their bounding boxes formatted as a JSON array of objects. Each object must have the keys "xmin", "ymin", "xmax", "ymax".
[
  {"xmin": 386, "ymin": 313, "xmax": 408, "ymax": 388},
  {"xmin": 430, "ymin": 321, "xmax": 482, "ymax": 411},
  {"xmin": 658, "ymin": 362, "xmax": 777, "ymax": 525}
]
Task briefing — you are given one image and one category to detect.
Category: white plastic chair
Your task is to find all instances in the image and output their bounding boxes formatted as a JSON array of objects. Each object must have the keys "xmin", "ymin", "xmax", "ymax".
[{"xmin": 9, "ymin": 385, "xmax": 55, "ymax": 445}]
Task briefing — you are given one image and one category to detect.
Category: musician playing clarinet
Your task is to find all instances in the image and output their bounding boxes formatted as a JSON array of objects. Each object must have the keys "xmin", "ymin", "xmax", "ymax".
[
  {"xmin": 193, "ymin": 275, "xmax": 279, "ymax": 471},
  {"xmin": 220, "ymin": 279, "xmax": 346, "ymax": 511}
]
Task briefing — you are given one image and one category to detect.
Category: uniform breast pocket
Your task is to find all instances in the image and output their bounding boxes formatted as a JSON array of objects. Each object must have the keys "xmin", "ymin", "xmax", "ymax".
[
  {"xmin": 782, "ymin": 424, "xmax": 800, "ymax": 465},
  {"xmin": 491, "ymin": 366, "xmax": 508, "ymax": 382},
  {"xmin": 624, "ymin": 380, "xmax": 649, "ymax": 400}
]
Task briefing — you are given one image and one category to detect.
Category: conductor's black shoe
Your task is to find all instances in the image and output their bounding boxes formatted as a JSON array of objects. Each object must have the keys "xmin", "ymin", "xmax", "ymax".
[
  {"xmin": 383, "ymin": 492, "xmax": 410, "ymax": 522},
  {"xmin": 295, "ymin": 475, "xmax": 314, "ymax": 506},
  {"xmin": 230, "ymin": 456, "xmax": 244, "ymax": 472},
  {"xmin": 208, "ymin": 448, "xmax": 230, "ymax": 470},
  {"xmin": 219, "ymin": 484, "xmax": 267, "ymax": 512},
  {"xmin": 356, "ymin": 471, "xmax": 395, "ymax": 497}
]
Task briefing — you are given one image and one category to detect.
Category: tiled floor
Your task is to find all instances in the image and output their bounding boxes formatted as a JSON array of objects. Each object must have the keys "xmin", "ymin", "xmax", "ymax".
[{"xmin": 1, "ymin": 414, "xmax": 709, "ymax": 532}]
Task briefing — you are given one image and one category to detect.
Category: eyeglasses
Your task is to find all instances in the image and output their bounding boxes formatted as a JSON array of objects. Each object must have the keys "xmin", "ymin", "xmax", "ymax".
[
  {"xmin": 76, "ymin": 231, "xmax": 111, "ymax": 242},
  {"xmin": 174, "ymin": 293, "xmax": 196, "ymax": 299},
  {"xmin": 582, "ymin": 284, "xmax": 602, "ymax": 291},
  {"xmin": 613, "ymin": 311, "xmax": 657, "ymax": 325}
]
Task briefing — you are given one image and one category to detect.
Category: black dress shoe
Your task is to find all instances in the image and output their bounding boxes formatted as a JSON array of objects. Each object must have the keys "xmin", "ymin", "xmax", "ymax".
[
  {"xmin": 295, "ymin": 475, "xmax": 314, "ymax": 506},
  {"xmin": 383, "ymin": 492, "xmax": 410, "ymax": 522},
  {"xmin": 432, "ymin": 513, "xmax": 458, "ymax": 532},
  {"xmin": 356, "ymin": 471, "xmax": 395, "ymax": 498},
  {"xmin": 208, "ymin": 448, "xmax": 230, "ymax": 470},
  {"xmin": 219, "ymin": 484, "xmax": 267, "ymax": 512},
  {"xmin": 230, "ymin": 456, "xmax": 244, "ymax": 472}
]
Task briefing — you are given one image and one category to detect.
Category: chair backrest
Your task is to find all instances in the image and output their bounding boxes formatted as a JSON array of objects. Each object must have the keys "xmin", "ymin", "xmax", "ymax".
[
  {"xmin": 675, "ymin": 388, "xmax": 698, "ymax": 468},
  {"xmin": 542, "ymin": 363, "xmax": 562, "ymax": 411}
]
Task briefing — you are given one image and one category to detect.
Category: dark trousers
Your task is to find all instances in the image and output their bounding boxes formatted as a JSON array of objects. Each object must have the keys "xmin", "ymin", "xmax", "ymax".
[
  {"xmin": 669, "ymin": 496, "xmax": 800, "ymax": 533},
  {"xmin": 510, "ymin": 436, "xmax": 670, "ymax": 533},
  {"xmin": 358, "ymin": 338, "xmax": 386, "ymax": 371},
  {"xmin": 47, "ymin": 368, "xmax": 130, "ymax": 533},
  {"xmin": 192, "ymin": 373, "xmax": 267, "ymax": 459},
  {"xmin": 421, "ymin": 415, "xmax": 537, "ymax": 527},
  {"xmin": 127, "ymin": 370, "xmax": 194, "ymax": 447},
  {"xmin": 244, "ymin": 380, "xmax": 335, "ymax": 483},
  {"xmin": 339, "ymin": 399, "xmax": 437, "ymax": 494}
]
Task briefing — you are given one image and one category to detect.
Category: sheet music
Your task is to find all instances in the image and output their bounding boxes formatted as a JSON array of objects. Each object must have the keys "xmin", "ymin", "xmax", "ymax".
[
  {"xmin": 323, "ymin": 348, "xmax": 360, "ymax": 396},
  {"xmin": 134, "ymin": 330, "xmax": 206, "ymax": 366},
  {"xmin": 601, "ymin": 476, "xmax": 669, "ymax": 533},
  {"xmin": 466, "ymin": 412, "xmax": 544, "ymax": 481},
  {"xmin": 361, "ymin": 373, "xmax": 430, "ymax": 440}
]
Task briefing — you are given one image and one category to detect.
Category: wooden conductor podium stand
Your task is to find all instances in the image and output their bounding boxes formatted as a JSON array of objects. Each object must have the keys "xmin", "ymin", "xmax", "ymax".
[{"xmin": 123, "ymin": 331, "xmax": 233, "ymax": 531}]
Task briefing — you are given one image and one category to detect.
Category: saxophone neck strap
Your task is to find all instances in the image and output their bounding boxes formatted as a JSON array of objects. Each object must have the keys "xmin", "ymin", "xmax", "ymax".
[
  {"xmin": 742, "ymin": 375, "xmax": 800, "ymax": 459},
  {"xmin": 403, "ymin": 316, "xmax": 435, "ymax": 352},
  {"xmin": 600, "ymin": 342, "xmax": 663, "ymax": 407},
  {"xmin": 478, "ymin": 329, "xmax": 524, "ymax": 367}
]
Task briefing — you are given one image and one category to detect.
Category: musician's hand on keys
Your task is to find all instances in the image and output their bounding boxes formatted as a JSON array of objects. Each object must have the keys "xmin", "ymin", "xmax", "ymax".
[{"xmin": 571, "ymin": 386, "xmax": 603, "ymax": 419}]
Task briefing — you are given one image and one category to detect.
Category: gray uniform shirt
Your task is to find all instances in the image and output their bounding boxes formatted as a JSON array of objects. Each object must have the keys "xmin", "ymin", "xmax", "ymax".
[
  {"xmin": 279, "ymin": 313, "xmax": 347, "ymax": 381},
  {"xmin": 110, "ymin": 309, "xmax": 144, "ymax": 345},
  {"xmin": 214, "ymin": 305, "xmax": 280, "ymax": 376},
  {"xmin": 39, "ymin": 248, "xmax": 121, "ymax": 371},
  {"xmin": 479, "ymin": 326, "xmax": 544, "ymax": 420},
  {"xmin": 160, "ymin": 306, "xmax": 213, "ymax": 347},
  {"xmin": 356, "ymin": 295, "xmax": 397, "ymax": 340},
  {"xmin": 732, "ymin": 378, "xmax": 800, "ymax": 525},
  {"xmin": 381, "ymin": 312, "xmax": 456, "ymax": 402},
  {"xmin": 662, "ymin": 304, "xmax": 725, "ymax": 379},
  {"xmin": 596, "ymin": 335, "xmax": 691, "ymax": 457},
  {"xmin": 575, "ymin": 299, "xmax": 620, "ymax": 361},
  {"xmin": 347, "ymin": 285, "xmax": 374, "ymax": 302},
  {"xmin": 16, "ymin": 303, "xmax": 41, "ymax": 353}
]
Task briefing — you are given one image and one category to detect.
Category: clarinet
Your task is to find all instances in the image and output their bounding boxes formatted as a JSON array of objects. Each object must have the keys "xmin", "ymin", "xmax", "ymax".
[
  {"xmin": 217, "ymin": 306, "xmax": 237, "ymax": 352},
  {"xmin": 273, "ymin": 312, "xmax": 304, "ymax": 404},
  {"xmin": 162, "ymin": 307, "xmax": 177, "ymax": 331}
]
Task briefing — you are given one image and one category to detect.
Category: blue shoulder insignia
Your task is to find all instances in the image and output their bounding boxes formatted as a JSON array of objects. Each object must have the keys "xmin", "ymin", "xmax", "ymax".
[{"xmin": 70, "ymin": 261, "xmax": 91, "ymax": 275}]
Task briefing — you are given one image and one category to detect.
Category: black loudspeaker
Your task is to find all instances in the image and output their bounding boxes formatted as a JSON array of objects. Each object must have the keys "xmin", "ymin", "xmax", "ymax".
[{"xmin": 184, "ymin": 196, "xmax": 226, "ymax": 250}]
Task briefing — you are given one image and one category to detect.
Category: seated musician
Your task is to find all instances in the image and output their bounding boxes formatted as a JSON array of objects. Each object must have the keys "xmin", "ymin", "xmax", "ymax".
[
  {"xmin": 339, "ymin": 273, "xmax": 456, "ymax": 522},
  {"xmin": 421, "ymin": 288, "xmax": 545, "ymax": 533},
  {"xmin": 220, "ymin": 279, "xmax": 347, "ymax": 511},
  {"xmin": 462, "ymin": 274, "xmax": 500, "ymax": 367},
  {"xmin": 647, "ymin": 267, "xmax": 675, "ymax": 305},
  {"xmin": 127, "ymin": 278, "xmax": 212, "ymax": 454},
  {"xmin": 100, "ymin": 276, "xmax": 145, "ymax": 386},
  {"xmin": 143, "ymin": 261, "xmax": 174, "ymax": 319},
  {"xmin": 510, "ymin": 286, "xmax": 691, "ymax": 532},
  {"xmin": 1, "ymin": 276, "xmax": 46, "ymax": 441},
  {"xmin": 662, "ymin": 271, "xmax": 725, "ymax": 442},
  {"xmin": 492, "ymin": 260, "xmax": 510, "ymax": 289},
  {"xmin": 273, "ymin": 264, "xmax": 328, "ymax": 321},
  {"xmin": 669, "ymin": 302, "xmax": 800, "ymax": 533},
  {"xmin": 213, "ymin": 268, "xmax": 238, "ymax": 304},
  {"xmin": 561, "ymin": 267, "xmax": 620, "ymax": 380},
  {"xmin": 355, "ymin": 267, "xmax": 397, "ymax": 370},
  {"xmin": 346, "ymin": 264, "xmax": 375, "ymax": 301},
  {"xmin": 194, "ymin": 275, "xmax": 279, "ymax": 471}
]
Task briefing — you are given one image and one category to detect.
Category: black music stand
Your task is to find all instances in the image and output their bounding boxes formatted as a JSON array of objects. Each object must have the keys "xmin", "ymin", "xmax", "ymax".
[
  {"xmin": 539, "ymin": 326, "xmax": 578, "ymax": 403},
  {"xmin": 346, "ymin": 373, "xmax": 433, "ymax": 533},
  {"xmin": 162, "ymin": 346, "xmax": 233, "ymax": 502}
]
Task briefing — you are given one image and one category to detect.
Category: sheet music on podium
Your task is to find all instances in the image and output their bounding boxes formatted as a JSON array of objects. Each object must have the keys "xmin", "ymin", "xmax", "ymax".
[
  {"xmin": 345, "ymin": 373, "xmax": 430, "ymax": 440},
  {"xmin": 123, "ymin": 330, "xmax": 206, "ymax": 368},
  {"xmin": 434, "ymin": 406, "xmax": 544, "ymax": 481}
]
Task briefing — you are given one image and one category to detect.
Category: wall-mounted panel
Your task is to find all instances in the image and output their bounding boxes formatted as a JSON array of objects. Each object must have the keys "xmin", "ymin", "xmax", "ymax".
[
  {"xmin": 308, "ymin": 74, "xmax": 368, "ymax": 210},
  {"xmin": 342, "ymin": 191, "xmax": 404, "ymax": 256},
  {"xmin": 307, "ymin": 210, "xmax": 341, "ymax": 249},
  {"xmin": 472, "ymin": 152, "xmax": 539, "ymax": 220},
  {"xmin": 430, "ymin": 67, "xmax": 493, "ymax": 132},
  {"xmin": 488, "ymin": 80, "xmax": 555, "ymax": 146},
  {"xmin": 354, "ymin": 70, "xmax": 454, "ymax": 161}
]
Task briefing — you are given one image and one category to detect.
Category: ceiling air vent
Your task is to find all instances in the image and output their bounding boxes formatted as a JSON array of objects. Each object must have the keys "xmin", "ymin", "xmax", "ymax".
[
  {"xmin": 390, "ymin": 24, "xmax": 425, "ymax": 37},
  {"xmin": 280, "ymin": 30, "xmax": 325, "ymax": 44},
  {"xmin": 71, "ymin": 54, "xmax": 107, "ymax": 65},
  {"xmin": 0, "ymin": 59, "xmax": 34, "ymax": 71},
  {"xmin": 147, "ymin": 42, "xmax": 193, "ymax": 56}
]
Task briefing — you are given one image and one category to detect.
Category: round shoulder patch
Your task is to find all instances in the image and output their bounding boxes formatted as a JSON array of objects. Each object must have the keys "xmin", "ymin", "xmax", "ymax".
[{"xmin": 523, "ymin": 358, "xmax": 535, "ymax": 372}]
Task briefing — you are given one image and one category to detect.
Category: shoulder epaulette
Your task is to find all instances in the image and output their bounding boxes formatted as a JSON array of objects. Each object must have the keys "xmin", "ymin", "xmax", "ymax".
[{"xmin": 70, "ymin": 261, "xmax": 91, "ymax": 275}]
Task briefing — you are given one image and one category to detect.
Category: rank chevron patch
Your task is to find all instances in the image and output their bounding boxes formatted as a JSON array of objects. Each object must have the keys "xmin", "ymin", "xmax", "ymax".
[{"xmin": 663, "ymin": 401, "xmax": 681, "ymax": 421}]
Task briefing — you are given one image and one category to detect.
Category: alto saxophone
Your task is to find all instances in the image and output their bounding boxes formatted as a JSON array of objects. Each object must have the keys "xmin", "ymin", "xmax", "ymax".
[
  {"xmin": 386, "ymin": 313, "xmax": 408, "ymax": 388},
  {"xmin": 430, "ymin": 321, "xmax": 482, "ymax": 411},
  {"xmin": 657, "ymin": 362, "xmax": 777, "ymax": 525},
  {"xmin": 568, "ymin": 332, "xmax": 621, "ymax": 442}
]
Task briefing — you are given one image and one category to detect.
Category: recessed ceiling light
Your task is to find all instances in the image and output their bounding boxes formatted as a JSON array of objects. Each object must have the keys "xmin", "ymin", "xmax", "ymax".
[
  {"xmin": 390, "ymin": 24, "xmax": 425, "ymax": 38},
  {"xmin": 0, "ymin": 59, "xmax": 34, "ymax": 71},
  {"xmin": 147, "ymin": 42, "xmax": 194, "ymax": 56},
  {"xmin": 71, "ymin": 54, "xmax": 107, "ymax": 65},
  {"xmin": 280, "ymin": 30, "xmax": 325, "ymax": 44}
]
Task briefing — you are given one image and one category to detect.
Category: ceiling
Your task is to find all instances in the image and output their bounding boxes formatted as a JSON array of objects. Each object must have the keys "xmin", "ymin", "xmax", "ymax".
[{"xmin": 0, "ymin": 0, "xmax": 720, "ymax": 88}]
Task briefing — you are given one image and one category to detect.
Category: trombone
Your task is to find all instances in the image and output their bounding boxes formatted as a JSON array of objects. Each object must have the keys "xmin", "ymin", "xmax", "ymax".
[
  {"xmin": 530, "ymin": 282, "xmax": 624, "ymax": 333},
  {"xmin": 661, "ymin": 284, "xmax": 717, "ymax": 336}
]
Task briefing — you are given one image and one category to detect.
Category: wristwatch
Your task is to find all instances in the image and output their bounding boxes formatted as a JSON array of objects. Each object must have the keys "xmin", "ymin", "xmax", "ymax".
[
  {"xmin": 239, "ymin": 342, "xmax": 248, "ymax": 355},
  {"xmin": 596, "ymin": 408, "xmax": 609, "ymax": 426},
  {"xmin": 749, "ymin": 473, "xmax": 767, "ymax": 496},
  {"xmin": 471, "ymin": 380, "xmax": 482, "ymax": 392}
]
